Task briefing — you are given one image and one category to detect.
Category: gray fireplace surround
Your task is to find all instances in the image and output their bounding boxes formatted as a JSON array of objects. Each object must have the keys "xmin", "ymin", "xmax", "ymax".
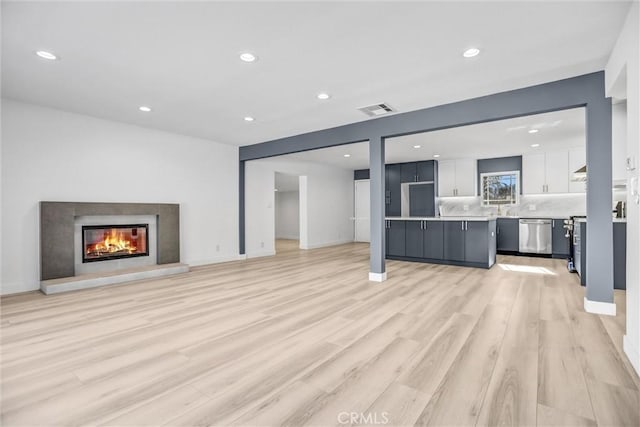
[{"xmin": 40, "ymin": 202, "xmax": 180, "ymax": 280}]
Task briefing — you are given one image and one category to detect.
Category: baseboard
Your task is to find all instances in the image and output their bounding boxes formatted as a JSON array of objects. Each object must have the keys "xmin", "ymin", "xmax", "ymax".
[
  {"xmin": 369, "ymin": 272, "xmax": 387, "ymax": 282},
  {"xmin": 275, "ymin": 235, "xmax": 300, "ymax": 240},
  {"xmin": 584, "ymin": 297, "xmax": 617, "ymax": 316},
  {"xmin": 188, "ymin": 254, "xmax": 247, "ymax": 267},
  {"xmin": 246, "ymin": 250, "xmax": 276, "ymax": 259},
  {"xmin": 300, "ymin": 239, "xmax": 354, "ymax": 250},
  {"xmin": 623, "ymin": 335, "xmax": 640, "ymax": 377}
]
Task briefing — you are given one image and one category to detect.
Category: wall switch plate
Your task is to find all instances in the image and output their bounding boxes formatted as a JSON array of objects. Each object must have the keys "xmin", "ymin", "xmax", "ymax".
[
  {"xmin": 529, "ymin": 205, "xmax": 536, "ymax": 211},
  {"xmin": 216, "ymin": 244, "xmax": 220, "ymax": 252}
]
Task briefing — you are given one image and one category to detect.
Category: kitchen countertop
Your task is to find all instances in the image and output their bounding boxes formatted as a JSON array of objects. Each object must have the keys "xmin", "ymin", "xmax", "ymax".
[
  {"xmin": 386, "ymin": 215, "xmax": 574, "ymax": 221},
  {"xmin": 496, "ymin": 215, "xmax": 571, "ymax": 220},
  {"xmin": 574, "ymin": 218, "xmax": 627, "ymax": 223},
  {"xmin": 386, "ymin": 216, "xmax": 495, "ymax": 222}
]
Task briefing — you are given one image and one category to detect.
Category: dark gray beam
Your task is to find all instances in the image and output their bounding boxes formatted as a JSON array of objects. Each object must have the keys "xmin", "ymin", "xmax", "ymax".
[
  {"xmin": 240, "ymin": 73, "xmax": 602, "ymax": 162},
  {"xmin": 369, "ymin": 135, "xmax": 386, "ymax": 281}
]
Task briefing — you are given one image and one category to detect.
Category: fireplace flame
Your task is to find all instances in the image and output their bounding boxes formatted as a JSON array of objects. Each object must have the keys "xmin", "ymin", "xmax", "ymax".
[{"xmin": 86, "ymin": 229, "xmax": 137, "ymax": 256}]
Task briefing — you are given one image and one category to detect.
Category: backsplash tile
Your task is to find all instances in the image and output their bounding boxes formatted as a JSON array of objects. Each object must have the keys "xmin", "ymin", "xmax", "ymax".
[{"xmin": 438, "ymin": 194, "xmax": 588, "ymax": 218}]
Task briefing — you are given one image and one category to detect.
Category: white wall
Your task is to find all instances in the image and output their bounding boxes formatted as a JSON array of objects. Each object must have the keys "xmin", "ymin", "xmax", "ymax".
[
  {"xmin": 245, "ymin": 158, "xmax": 353, "ymax": 256},
  {"xmin": 275, "ymin": 191, "xmax": 300, "ymax": 239},
  {"xmin": 605, "ymin": 1, "xmax": 639, "ymax": 376},
  {"xmin": 613, "ymin": 101, "xmax": 628, "ymax": 183},
  {"xmin": 1, "ymin": 99, "xmax": 239, "ymax": 295}
]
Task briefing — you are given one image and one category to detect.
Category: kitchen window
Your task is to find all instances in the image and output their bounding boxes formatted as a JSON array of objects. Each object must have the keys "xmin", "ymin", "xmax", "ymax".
[{"xmin": 481, "ymin": 171, "xmax": 520, "ymax": 206}]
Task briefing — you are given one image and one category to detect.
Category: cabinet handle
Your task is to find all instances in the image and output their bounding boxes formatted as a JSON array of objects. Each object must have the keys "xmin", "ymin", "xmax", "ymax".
[
  {"xmin": 552, "ymin": 220, "xmax": 555, "ymax": 228},
  {"xmin": 461, "ymin": 221, "xmax": 464, "ymax": 230},
  {"xmin": 497, "ymin": 226, "xmax": 500, "ymax": 235},
  {"xmin": 465, "ymin": 221, "xmax": 468, "ymax": 230},
  {"xmin": 424, "ymin": 220, "xmax": 427, "ymax": 230}
]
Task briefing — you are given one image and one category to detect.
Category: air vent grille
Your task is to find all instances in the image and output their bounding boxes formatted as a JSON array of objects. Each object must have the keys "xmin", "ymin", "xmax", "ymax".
[{"xmin": 358, "ymin": 103, "xmax": 395, "ymax": 117}]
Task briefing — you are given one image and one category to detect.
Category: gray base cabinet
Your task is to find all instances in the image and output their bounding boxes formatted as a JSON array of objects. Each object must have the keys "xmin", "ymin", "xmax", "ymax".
[
  {"xmin": 386, "ymin": 220, "xmax": 406, "ymax": 257},
  {"xmin": 405, "ymin": 221, "xmax": 423, "ymax": 258},
  {"xmin": 424, "ymin": 221, "xmax": 444, "ymax": 260},
  {"xmin": 551, "ymin": 219, "xmax": 570, "ymax": 257},
  {"xmin": 443, "ymin": 221, "xmax": 466, "ymax": 262},
  {"xmin": 465, "ymin": 221, "xmax": 491, "ymax": 264},
  {"xmin": 387, "ymin": 219, "xmax": 496, "ymax": 269},
  {"xmin": 497, "ymin": 218, "xmax": 519, "ymax": 252}
]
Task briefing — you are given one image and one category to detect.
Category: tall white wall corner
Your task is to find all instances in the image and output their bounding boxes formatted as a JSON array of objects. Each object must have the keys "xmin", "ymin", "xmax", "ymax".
[
  {"xmin": 623, "ymin": 334, "xmax": 640, "ymax": 376},
  {"xmin": 369, "ymin": 272, "xmax": 387, "ymax": 282},
  {"xmin": 584, "ymin": 297, "xmax": 617, "ymax": 316}
]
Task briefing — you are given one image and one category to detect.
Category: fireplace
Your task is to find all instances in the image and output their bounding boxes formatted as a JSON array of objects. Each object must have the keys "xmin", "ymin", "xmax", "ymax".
[{"xmin": 82, "ymin": 224, "xmax": 149, "ymax": 263}]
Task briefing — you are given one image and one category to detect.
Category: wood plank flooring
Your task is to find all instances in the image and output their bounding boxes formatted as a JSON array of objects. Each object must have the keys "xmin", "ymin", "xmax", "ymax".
[{"xmin": 1, "ymin": 240, "xmax": 639, "ymax": 426}]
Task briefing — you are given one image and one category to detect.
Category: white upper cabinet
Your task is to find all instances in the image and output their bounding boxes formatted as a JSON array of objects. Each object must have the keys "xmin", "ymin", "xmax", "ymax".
[
  {"xmin": 438, "ymin": 159, "xmax": 476, "ymax": 196},
  {"xmin": 438, "ymin": 160, "xmax": 457, "ymax": 196},
  {"xmin": 455, "ymin": 158, "xmax": 477, "ymax": 196},
  {"xmin": 569, "ymin": 147, "xmax": 587, "ymax": 193},
  {"xmin": 523, "ymin": 150, "xmax": 577, "ymax": 194},
  {"xmin": 545, "ymin": 151, "xmax": 569, "ymax": 193},
  {"xmin": 523, "ymin": 153, "xmax": 546, "ymax": 194}
]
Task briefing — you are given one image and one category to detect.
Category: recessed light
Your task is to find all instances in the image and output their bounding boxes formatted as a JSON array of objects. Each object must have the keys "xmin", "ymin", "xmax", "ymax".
[
  {"xmin": 138, "ymin": 106, "xmax": 152, "ymax": 112},
  {"xmin": 531, "ymin": 143, "xmax": 540, "ymax": 148},
  {"xmin": 240, "ymin": 52, "xmax": 257, "ymax": 62},
  {"xmin": 244, "ymin": 116, "xmax": 255, "ymax": 122},
  {"xmin": 317, "ymin": 93, "xmax": 331, "ymax": 100},
  {"xmin": 433, "ymin": 154, "xmax": 441, "ymax": 158},
  {"xmin": 528, "ymin": 129, "xmax": 539, "ymax": 134},
  {"xmin": 413, "ymin": 145, "xmax": 421, "ymax": 149},
  {"xmin": 343, "ymin": 154, "xmax": 351, "ymax": 158},
  {"xmin": 463, "ymin": 48, "xmax": 480, "ymax": 58},
  {"xmin": 35, "ymin": 50, "xmax": 58, "ymax": 60}
]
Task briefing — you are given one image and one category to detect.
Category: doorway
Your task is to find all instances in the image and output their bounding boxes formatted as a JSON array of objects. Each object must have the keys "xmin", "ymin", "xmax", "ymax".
[{"xmin": 274, "ymin": 172, "xmax": 301, "ymax": 251}]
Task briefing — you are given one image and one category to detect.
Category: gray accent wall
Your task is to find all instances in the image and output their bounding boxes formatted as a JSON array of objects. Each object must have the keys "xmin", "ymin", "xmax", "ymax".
[
  {"xmin": 354, "ymin": 169, "xmax": 370, "ymax": 180},
  {"xmin": 238, "ymin": 72, "xmax": 613, "ymax": 304},
  {"xmin": 476, "ymin": 156, "xmax": 523, "ymax": 195},
  {"xmin": 40, "ymin": 202, "xmax": 180, "ymax": 280}
]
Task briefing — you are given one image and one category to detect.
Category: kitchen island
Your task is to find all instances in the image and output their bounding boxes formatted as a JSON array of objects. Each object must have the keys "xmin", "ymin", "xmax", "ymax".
[{"xmin": 385, "ymin": 217, "xmax": 497, "ymax": 269}]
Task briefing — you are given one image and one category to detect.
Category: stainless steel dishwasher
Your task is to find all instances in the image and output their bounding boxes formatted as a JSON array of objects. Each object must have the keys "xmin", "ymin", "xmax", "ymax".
[{"xmin": 519, "ymin": 219, "xmax": 552, "ymax": 254}]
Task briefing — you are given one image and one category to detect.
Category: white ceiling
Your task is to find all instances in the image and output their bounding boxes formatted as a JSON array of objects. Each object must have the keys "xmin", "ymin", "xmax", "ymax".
[
  {"xmin": 1, "ymin": 1, "xmax": 629, "ymax": 147},
  {"xmin": 278, "ymin": 107, "xmax": 586, "ymax": 169}
]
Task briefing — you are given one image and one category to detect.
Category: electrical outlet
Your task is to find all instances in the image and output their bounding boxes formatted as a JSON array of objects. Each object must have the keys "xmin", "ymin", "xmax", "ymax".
[
  {"xmin": 261, "ymin": 241, "xmax": 264, "ymax": 248},
  {"xmin": 463, "ymin": 205, "xmax": 469, "ymax": 211},
  {"xmin": 529, "ymin": 205, "xmax": 536, "ymax": 211},
  {"xmin": 216, "ymin": 244, "xmax": 220, "ymax": 252}
]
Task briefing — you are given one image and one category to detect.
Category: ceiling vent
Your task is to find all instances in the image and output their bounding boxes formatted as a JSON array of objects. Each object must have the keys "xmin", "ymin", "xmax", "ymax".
[{"xmin": 358, "ymin": 103, "xmax": 396, "ymax": 117}]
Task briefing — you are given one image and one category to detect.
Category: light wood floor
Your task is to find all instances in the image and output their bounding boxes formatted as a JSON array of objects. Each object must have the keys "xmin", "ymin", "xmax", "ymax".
[{"xmin": 1, "ymin": 240, "xmax": 639, "ymax": 426}]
